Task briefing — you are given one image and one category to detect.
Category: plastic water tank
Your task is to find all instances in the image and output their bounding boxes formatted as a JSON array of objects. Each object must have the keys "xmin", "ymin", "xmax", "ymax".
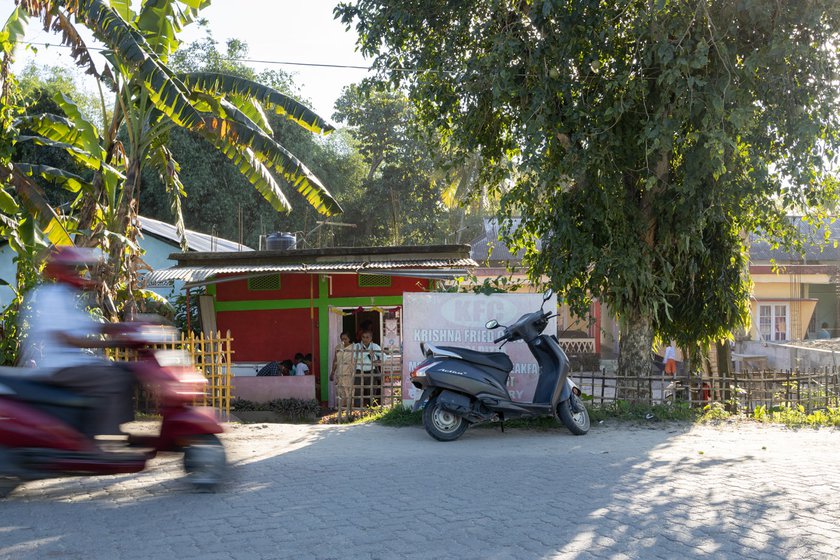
[{"xmin": 265, "ymin": 232, "xmax": 296, "ymax": 251}]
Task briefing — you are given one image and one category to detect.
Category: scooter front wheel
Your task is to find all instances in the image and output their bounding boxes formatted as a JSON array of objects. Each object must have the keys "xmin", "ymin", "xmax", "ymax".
[
  {"xmin": 557, "ymin": 395, "xmax": 591, "ymax": 435},
  {"xmin": 183, "ymin": 434, "xmax": 228, "ymax": 490},
  {"xmin": 423, "ymin": 395, "xmax": 468, "ymax": 442}
]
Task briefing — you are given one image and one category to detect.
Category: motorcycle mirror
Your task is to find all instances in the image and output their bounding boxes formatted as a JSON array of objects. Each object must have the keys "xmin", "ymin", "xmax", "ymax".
[
  {"xmin": 485, "ymin": 319, "xmax": 500, "ymax": 330},
  {"xmin": 542, "ymin": 288, "xmax": 554, "ymax": 302}
]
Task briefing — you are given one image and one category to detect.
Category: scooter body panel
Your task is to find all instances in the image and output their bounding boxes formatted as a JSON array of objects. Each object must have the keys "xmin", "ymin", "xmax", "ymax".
[
  {"xmin": 421, "ymin": 359, "xmax": 511, "ymax": 400},
  {"xmin": 158, "ymin": 406, "xmax": 224, "ymax": 451},
  {"xmin": 0, "ymin": 397, "xmax": 93, "ymax": 452}
]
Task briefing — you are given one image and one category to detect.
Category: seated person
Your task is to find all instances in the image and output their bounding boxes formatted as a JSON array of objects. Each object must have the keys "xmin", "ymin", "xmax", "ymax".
[
  {"xmin": 280, "ymin": 359, "xmax": 294, "ymax": 376},
  {"xmin": 293, "ymin": 353, "xmax": 309, "ymax": 376}
]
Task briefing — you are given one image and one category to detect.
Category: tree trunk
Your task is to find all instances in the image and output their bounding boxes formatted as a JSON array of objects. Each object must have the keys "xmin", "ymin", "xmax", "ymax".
[
  {"xmin": 617, "ymin": 312, "xmax": 654, "ymax": 402},
  {"xmin": 716, "ymin": 340, "xmax": 734, "ymax": 411}
]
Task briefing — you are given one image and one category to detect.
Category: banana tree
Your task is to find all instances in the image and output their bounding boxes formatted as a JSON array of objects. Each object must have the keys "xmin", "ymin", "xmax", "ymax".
[{"xmin": 15, "ymin": 0, "xmax": 342, "ymax": 314}]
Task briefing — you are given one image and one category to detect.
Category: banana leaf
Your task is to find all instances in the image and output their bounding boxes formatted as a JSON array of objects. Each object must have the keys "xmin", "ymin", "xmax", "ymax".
[{"xmin": 180, "ymin": 72, "xmax": 335, "ymax": 135}]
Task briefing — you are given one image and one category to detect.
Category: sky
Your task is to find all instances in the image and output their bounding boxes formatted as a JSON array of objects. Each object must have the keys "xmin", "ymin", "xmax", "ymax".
[{"xmin": 0, "ymin": 0, "xmax": 372, "ymax": 120}]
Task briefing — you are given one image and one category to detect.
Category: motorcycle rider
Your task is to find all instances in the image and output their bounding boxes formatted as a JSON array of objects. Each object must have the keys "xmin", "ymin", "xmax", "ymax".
[{"xmin": 19, "ymin": 246, "xmax": 134, "ymax": 439}]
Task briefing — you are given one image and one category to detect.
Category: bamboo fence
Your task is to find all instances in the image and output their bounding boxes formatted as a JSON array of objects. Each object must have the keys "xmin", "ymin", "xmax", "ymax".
[
  {"xmin": 570, "ymin": 367, "xmax": 840, "ymax": 412},
  {"xmin": 112, "ymin": 330, "xmax": 234, "ymax": 417}
]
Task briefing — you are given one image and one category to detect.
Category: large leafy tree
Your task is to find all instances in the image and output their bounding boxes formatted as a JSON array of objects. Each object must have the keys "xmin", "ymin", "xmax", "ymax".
[
  {"xmin": 8, "ymin": 0, "xmax": 341, "ymax": 314},
  {"xmin": 333, "ymin": 83, "xmax": 471, "ymax": 245},
  {"xmin": 337, "ymin": 1, "xmax": 840, "ymax": 394}
]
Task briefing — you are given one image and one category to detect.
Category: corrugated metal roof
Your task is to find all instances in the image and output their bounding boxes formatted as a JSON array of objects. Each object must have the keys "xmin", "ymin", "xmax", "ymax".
[
  {"xmin": 145, "ymin": 258, "xmax": 478, "ymax": 285},
  {"xmin": 139, "ymin": 215, "xmax": 252, "ymax": 253}
]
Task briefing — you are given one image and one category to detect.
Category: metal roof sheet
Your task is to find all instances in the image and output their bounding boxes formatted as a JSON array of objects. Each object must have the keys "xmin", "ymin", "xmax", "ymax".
[
  {"xmin": 139, "ymin": 215, "xmax": 252, "ymax": 253},
  {"xmin": 144, "ymin": 258, "xmax": 477, "ymax": 285}
]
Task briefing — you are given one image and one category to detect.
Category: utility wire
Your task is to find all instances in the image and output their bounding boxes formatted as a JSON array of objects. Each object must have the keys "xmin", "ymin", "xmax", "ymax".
[{"xmin": 15, "ymin": 40, "xmax": 381, "ymax": 71}]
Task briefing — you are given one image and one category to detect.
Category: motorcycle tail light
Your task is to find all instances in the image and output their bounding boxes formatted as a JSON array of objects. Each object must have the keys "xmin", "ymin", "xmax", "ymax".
[{"xmin": 410, "ymin": 361, "xmax": 438, "ymax": 378}]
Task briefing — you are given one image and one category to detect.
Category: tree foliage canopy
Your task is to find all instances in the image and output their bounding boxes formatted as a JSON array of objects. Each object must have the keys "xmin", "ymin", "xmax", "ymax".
[{"xmin": 337, "ymin": 1, "xmax": 840, "ymax": 359}]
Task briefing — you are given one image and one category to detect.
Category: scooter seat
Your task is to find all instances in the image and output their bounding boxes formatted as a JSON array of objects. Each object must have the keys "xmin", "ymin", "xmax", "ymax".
[
  {"xmin": 437, "ymin": 346, "xmax": 513, "ymax": 373},
  {"xmin": 0, "ymin": 375, "xmax": 94, "ymax": 408}
]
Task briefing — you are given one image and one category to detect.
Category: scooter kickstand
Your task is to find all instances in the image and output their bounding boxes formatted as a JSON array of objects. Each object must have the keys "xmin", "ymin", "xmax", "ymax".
[{"xmin": 499, "ymin": 414, "xmax": 505, "ymax": 433}]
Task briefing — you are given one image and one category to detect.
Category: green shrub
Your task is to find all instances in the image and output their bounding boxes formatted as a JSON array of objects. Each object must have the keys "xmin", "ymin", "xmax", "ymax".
[{"xmin": 699, "ymin": 402, "xmax": 731, "ymax": 422}]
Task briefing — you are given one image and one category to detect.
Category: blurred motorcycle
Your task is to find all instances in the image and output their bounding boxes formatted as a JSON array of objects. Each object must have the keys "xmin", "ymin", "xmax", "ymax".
[{"xmin": 0, "ymin": 322, "xmax": 227, "ymax": 498}]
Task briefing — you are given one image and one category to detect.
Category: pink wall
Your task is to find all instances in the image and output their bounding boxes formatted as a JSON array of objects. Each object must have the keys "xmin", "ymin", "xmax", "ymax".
[{"xmin": 232, "ymin": 376, "xmax": 316, "ymax": 402}]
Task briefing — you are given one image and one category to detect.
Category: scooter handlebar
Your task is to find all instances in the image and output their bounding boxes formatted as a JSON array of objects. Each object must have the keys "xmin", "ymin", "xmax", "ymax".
[{"xmin": 493, "ymin": 333, "xmax": 508, "ymax": 344}]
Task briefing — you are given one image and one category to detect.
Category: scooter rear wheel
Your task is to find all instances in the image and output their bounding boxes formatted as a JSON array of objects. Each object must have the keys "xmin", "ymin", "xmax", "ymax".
[
  {"xmin": 183, "ymin": 434, "xmax": 227, "ymax": 490},
  {"xmin": 557, "ymin": 395, "xmax": 591, "ymax": 435},
  {"xmin": 423, "ymin": 395, "xmax": 468, "ymax": 442}
]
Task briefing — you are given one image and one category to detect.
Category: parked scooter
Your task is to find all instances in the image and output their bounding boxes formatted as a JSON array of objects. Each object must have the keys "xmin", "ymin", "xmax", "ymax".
[
  {"xmin": 410, "ymin": 289, "xmax": 590, "ymax": 441},
  {"xmin": 0, "ymin": 323, "xmax": 228, "ymax": 498}
]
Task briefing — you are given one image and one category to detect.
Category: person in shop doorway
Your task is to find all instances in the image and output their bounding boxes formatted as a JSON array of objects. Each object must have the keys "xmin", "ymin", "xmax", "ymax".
[
  {"xmin": 353, "ymin": 330, "xmax": 382, "ymax": 407},
  {"xmin": 355, "ymin": 319, "xmax": 373, "ymax": 343},
  {"xmin": 664, "ymin": 342, "xmax": 677, "ymax": 376},
  {"xmin": 330, "ymin": 331, "xmax": 355, "ymax": 420}
]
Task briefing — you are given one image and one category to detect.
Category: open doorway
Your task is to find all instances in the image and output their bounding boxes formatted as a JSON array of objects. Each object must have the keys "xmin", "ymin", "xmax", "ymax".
[{"xmin": 346, "ymin": 310, "xmax": 381, "ymax": 344}]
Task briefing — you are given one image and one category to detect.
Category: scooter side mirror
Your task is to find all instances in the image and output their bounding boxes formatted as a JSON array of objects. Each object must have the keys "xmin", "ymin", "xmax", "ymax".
[
  {"xmin": 485, "ymin": 320, "xmax": 499, "ymax": 330},
  {"xmin": 542, "ymin": 288, "xmax": 554, "ymax": 302}
]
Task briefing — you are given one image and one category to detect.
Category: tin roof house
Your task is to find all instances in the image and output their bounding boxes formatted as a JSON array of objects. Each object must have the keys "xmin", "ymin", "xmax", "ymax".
[{"xmin": 146, "ymin": 241, "xmax": 477, "ymax": 402}]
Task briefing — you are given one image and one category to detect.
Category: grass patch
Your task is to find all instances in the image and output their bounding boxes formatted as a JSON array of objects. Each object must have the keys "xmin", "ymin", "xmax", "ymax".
[
  {"xmin": 588, "ymin": 400, "xmax": 697, "ymax": 423},
  {"xmin": 319, "ymin": 405, "xmax": 423, "ymax": 426},
  {"xmin": 320, "ymin": 399, "xmax": 840, "ymax": 429}
]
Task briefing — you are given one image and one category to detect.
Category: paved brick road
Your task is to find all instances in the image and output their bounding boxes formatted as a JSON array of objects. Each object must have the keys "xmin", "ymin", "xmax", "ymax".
[{"xmin": 1, "ymin": 421, "xmax": 839, "ymax": 560}]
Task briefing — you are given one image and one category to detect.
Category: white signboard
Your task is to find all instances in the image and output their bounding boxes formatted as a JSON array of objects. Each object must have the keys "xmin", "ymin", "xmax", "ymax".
[{"xmin": 402, "ymin": 292, "xmax": 557, "ymax": 404}]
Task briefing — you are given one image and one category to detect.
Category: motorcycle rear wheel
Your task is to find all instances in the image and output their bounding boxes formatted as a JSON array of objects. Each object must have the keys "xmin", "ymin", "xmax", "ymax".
[
  {"xmin": 557, "ymin": 395, "xmax": 591, "ymax": 435},
  {"xmin": 183, "ymin": 434, "xmax": 228, "ymax": 490},
  {"xmin": 423, "ymin": 395, "xmax": 468, "ymax": 442}
]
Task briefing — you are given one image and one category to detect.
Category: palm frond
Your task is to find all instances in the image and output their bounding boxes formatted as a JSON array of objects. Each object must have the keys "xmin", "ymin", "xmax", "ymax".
[
  {"xmin": 67, "ymin": 0, "xmax": 203, "ymax": 130},
  {"xmin": 136, "ymin": 0, "xmax": 208, "ymax": 61},
  {"xmin": 51, "ymin": 8, "xmax": 100, "ymax": 77},
  {"xmin": 109, "ymin": 0, "xmax": 134, "ymax": 23},
  {"xmin": 226, "ymin": 93, "xmax": 273, "ymax": 135},
  {"xmin": 210, "ymin": 140, "xmax": 292, "ymax": 214},
  {"xmin": 8, "ymin": 167, "xmax": 73, "ymax": 245},
  {"xmin": 148, "ymin": 142, "xmax": 188, "ymax": 250},
  {"xmin": 180, "ymin": 72, "xmax": 335, "ymax": 135},
  {"xmin": 15, "ymin": 163, "xmax": 90, "ymax": 193},
  {"xmin": 201, "ymin": 115, "xmax": 342, "ymax": 216}
]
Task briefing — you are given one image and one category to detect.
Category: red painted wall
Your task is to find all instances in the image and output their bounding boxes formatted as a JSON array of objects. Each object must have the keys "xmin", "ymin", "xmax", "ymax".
[
  {"xmin": 217, "ymin": 308, "xmax": 318, "ymax": 364},
  {"xmin": 215, "ymin": 273, "xmax": 430, "ymax": 364},
  {"xmin": 217, "ymin": 273, "xmax": 314, "ymax": 302},
  {"xmin": 330, "ymin": 275, "xmax": 429, "ymax": 298}
]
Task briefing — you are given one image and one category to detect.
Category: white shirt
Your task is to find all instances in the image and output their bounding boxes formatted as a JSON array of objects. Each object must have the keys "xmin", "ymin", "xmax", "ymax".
[
  {"xmin": 664, "ymin": 345, "xmax": 676, "ymax": 362},
  {"xmin": 20, "ymin": 283, "xmax": 102, "ymax": 369},
  {"xmin": 294, "ymin": 362, "xmax": 309, "ymax": 376},
  {"xmin": 354, "ymin": 342, "xmax": 382, "ymax": 372}
]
